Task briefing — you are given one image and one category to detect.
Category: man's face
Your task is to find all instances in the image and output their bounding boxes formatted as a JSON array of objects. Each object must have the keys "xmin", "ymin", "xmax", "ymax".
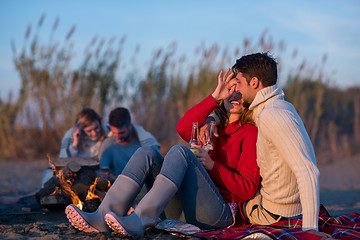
[
  {"xmin": 110, "ymin": 125, "xmax": 132, "ymax": 144},
  {"xmin": 234, "ymin": 72, "xmax": 255, "ymax": 107}
]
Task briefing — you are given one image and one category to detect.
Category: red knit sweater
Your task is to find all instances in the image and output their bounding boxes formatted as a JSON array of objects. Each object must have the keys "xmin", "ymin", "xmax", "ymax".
[{"xmin": 177, "ymin": 95, "xmax": 260, "ymax": 224}]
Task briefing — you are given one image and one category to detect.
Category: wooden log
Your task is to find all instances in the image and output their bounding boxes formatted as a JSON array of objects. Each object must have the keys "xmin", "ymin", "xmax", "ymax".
[
  {"xmin": 53, "ymin": 157, "xmax": 100, "ymax": 170},
  {"xmin": 67, "ymin": 161, "xmax": 81, "ymax": 172},
  {"xmin": 71, "ymin": 182, "xmax": 90, "ymax": 202},
  {"xmin": 94, "ymin": 189, "xmax": 106, "ymax": 200},
  {"xmin": 82, "ymin": 198, "xmax": 101, "ymax": 213},
  {"xmin": 96, "ymin": 178, "xmax": 110, "ymax": 191},
  {"xmin": 39, "ymin": 194, "xmax": 72, "ymax": 209}
]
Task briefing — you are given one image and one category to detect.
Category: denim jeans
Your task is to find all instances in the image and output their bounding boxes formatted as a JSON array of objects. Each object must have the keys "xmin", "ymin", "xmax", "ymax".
[
  {"xmin": 121, "ymin": 145, "xmax": 164, "ymax": 191},
  {"xmin": 122, "ymin": 145, "xmax": 232, "ymax": 230}
]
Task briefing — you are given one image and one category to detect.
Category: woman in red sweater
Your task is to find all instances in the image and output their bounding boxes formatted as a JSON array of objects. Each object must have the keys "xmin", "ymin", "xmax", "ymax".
[{"xmin": 65, "ymin": 69, "xmax": 259, "ymax": 237}]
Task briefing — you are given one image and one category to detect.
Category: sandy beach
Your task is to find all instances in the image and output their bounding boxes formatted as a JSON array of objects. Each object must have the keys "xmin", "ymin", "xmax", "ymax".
[{"xmin": 0, "ymin": 155, "xmax": 359, "ymax": 239}]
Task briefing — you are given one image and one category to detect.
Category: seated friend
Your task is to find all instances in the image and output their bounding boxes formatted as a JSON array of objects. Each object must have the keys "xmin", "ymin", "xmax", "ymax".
[
  {"xmin": 42, "ymin": 108, "xmax": 109, "ymax": 187},
  {"xmin": 65, "ymin": 69, "xmax": 260, "ymax": 237},
  {"xmin": 98, "ymin": 107, "xmax": 160, "ymax": 179}
]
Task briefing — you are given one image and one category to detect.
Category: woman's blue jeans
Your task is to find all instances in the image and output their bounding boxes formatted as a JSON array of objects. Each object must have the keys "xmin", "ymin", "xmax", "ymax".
[{"xmin": 121, "ymin": 145, "xmax": 232, "ymax": 229}]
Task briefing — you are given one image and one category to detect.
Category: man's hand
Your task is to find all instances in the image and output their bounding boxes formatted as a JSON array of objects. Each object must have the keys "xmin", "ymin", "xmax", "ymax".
[
  {"xmin": 199, "ymin": 117, "xmax": 218, "ymax": 145},
  {"xmin": 192, "ymin": 146, "xmax": 214, "ymax": 171},
  {"xmin": 211, "ymin": 68, "xmax": 236, "ymax": 102},
  {"xmin": 306, "ymin": 229, "xmax": 333, "ymax": 239}
]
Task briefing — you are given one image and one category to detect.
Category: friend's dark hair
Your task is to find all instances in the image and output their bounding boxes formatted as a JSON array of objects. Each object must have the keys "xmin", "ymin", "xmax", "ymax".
[
  {"xmin": 232, "ymin": 52, "xmax": 277, "ymax": 87},
  {"xmin": 109, "ymin": 107, "xmax": 131, "ymax": 128}
]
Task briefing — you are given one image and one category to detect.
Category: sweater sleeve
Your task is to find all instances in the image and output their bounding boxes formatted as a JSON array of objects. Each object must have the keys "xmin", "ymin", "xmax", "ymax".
[
  {"xmin": 133, "ymin": 124, "xmax": 160, "ymax": 150},
  {"xmin": 260, "ymin": 107, "xmax": 320, "ymax": 231},
  {"xmin": 59, "ymin": 128, "xmax": 76, "ymax": 158},
  {"xmin": 177, "ymin": 95, "xmax": 219, "ymax": 142},
  {"xmin": 209, "ymin": 125, "xmax": 260, "ymax": 201}
]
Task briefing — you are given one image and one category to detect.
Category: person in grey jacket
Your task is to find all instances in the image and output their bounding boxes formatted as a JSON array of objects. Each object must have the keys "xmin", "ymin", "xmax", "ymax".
[{"xmin": 42, "ymin": 108, "xmax": 109, "ymax": 187}]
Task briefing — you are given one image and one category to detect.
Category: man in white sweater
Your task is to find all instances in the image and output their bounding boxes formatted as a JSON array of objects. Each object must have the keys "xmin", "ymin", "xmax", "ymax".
[{"xmin": 229, "ymin": 53, "xmax": 331, "ymax": 239}]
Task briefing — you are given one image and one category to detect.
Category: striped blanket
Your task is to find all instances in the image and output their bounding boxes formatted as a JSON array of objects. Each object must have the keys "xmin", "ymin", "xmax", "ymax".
[{"xmin": 155, "ymin": 205, "xmax": 360, "ymax": 239}]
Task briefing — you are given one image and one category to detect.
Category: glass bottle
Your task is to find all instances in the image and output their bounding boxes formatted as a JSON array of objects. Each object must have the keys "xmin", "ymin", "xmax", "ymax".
[
  {"xmin": 189, "ymin": 122, "xmax": 199, "ymax": 153},
  {"xmin": 203, "ymin": 120, "xmax": 215, "ymax": 152}
]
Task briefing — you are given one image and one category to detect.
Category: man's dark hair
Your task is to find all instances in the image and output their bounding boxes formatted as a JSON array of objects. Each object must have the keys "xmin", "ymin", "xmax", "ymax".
[
  {"xmin": 232, "ymin": 52, "xmax": 278, "ymax": 87},
  {"xmin": 109, "ymin": 107, "xmax": 131, "ymax": 128}
]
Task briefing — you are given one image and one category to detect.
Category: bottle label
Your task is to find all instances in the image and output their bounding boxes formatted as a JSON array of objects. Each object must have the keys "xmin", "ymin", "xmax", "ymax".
[{"xmin": 190, "ymin": 148, "xmax": 199, "ymax": 153}]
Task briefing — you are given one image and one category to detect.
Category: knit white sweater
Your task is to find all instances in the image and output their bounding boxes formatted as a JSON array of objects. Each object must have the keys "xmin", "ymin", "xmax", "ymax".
[{"xmin": 250, "ymin": 85, "xmax": 320, "ymax": 231}]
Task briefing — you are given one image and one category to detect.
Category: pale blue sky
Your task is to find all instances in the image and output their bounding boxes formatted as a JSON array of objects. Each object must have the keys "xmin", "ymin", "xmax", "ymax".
[{"xmin": 1, "ymin": 0, "xmax": 360, "ymax": 98}]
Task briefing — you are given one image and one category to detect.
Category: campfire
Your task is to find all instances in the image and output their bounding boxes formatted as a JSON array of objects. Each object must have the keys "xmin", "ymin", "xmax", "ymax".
[{"xmin": 36, "ymin": 155, "xmax": 111, "ymax": 212}]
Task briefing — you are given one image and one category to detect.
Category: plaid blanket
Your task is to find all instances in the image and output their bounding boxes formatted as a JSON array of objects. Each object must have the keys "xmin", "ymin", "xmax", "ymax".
[{"xmin": 156, "ymin": 205, "xmax": 360, "ymax": 239}]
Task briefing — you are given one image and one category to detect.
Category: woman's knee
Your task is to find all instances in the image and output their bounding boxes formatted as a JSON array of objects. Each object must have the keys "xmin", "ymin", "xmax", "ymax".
[
  {"xmin": 126, "ymin": 146, "xmax": 162, "ymax": 168},
  {"xmin": 122, "ymin": 146, "xmax": 163, "ymax": 182},
  {"xmin": 168, "ymin": 145, "xmax": 190, "ymax": 156},
  {"xmin": 166, "ymin": 145, "xmax": 197, "ymax": 167},
  {"xmin": 132, "ymin": 146, "xmax": 160, "ymax": 162},
  {"xmin": 134, "ymin": 146, "xmax": 159, "ymax": 156}
]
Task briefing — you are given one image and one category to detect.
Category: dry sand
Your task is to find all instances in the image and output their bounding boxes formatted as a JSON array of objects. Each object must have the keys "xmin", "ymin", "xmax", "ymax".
[{"xmin": 0, "ymin": 155, "xmax": 359, "ymax": 239}]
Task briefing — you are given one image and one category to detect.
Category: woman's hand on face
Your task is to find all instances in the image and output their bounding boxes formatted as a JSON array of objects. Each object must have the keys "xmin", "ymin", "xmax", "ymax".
[
  {"xmin": 193, "ymin": 146, "xmax": 215, "ymax": 171},
  {"xmin": 211, "ymin": 68, "xmax": 236, "ymax": 102},
  {"xmin": 72, "ymin": 127, "xmax": 82, "ymax": 147}
]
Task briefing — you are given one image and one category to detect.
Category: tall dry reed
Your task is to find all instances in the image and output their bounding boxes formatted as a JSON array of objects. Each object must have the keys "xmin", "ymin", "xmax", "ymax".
[{"xmin": 0, "ymin": 16, "xmax": 359, "ymax": 163}]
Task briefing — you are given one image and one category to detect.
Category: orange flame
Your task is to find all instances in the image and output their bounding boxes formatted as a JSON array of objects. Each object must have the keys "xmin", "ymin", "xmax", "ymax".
[
  {"xmin": 46, "ymin": 154, "xmax": 56, "ymax": 174},
  {"xmin": 50, "ymin": 186, "xmax": 60, "ymax": 195},
  {"xmin": 57, "ymin": 168, "xmax": 83, "ymax": 209},
  {"xmin": 85, "ymin": 177, "xmax": 100, "ymax": 201}
]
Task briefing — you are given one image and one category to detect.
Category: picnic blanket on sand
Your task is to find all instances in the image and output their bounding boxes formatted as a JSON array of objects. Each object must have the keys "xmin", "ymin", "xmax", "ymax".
[{"xmin": 155, "ymin": 205, "xmax": 360, "ymax": 239}]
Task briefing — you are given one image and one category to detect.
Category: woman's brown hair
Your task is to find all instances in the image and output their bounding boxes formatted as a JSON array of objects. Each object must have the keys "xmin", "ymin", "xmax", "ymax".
[
  {"xmin": 75, "ymin": 108, "xmax": 106, "ymax": 152},
  {"xmin": 214, "ymin": 102, "xmax": 255, "ymax": 127}
]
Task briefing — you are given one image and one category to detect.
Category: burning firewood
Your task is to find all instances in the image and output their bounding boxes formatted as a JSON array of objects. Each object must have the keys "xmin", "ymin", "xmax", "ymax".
[
  {"xmin": 37, "ymin": 156, "xmax": 111, "ymax": 211},
  {"xmin": 82, "ymin": 198, "xmax": 102, "ymax": 212}
]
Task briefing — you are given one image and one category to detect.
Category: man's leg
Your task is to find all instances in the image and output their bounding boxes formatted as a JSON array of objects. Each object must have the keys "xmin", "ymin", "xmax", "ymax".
[{"xmin": 242, "ymin": 192, "xmax": 282, "ymax": 226}]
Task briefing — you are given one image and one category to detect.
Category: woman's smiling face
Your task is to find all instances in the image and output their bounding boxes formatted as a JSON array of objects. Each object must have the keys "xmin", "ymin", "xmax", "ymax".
[
  {"xmin": 83, "ymin": 120, "xmax": 102, "ymax": 141},
  {"xmin": 224, "ymin": 92, "xmax": 245, "ymax": 114}
]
